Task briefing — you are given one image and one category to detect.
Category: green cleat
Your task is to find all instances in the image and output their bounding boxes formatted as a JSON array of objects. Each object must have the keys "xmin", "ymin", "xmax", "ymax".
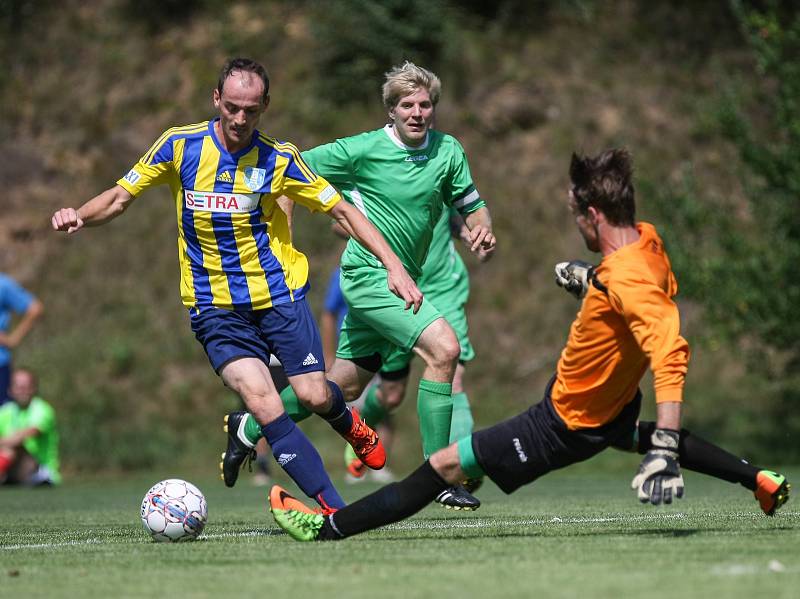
[
  {"xmin": 755, "ymin": 470, "xmax": 791, "ymax": 516},
  {"xmin": 270, "ymin": 485, "xmax": 325, "ymax": 541}
]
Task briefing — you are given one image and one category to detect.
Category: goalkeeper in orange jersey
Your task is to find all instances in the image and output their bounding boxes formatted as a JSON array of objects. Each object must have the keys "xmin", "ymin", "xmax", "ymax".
[{"xmin": 269, "ymin": 147, "xmax": 790, "ymax": 541}]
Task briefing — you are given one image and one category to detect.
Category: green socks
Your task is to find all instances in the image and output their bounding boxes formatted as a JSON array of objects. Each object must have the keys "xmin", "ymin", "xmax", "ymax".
[
  {"xmin": 448, "ymin": 392, "xmax": 474, "ymax": 443},
  {"xmin": 241, "ymin": 387, "xmax": 314, "ymax": 445},
  {"xmin": 417, "ymin": 379, "xmax": 453, "ymax": 458},
  {"xmin": 361, "ymin": 384, "xmax": 389, "ymax": 427},
  {"xmin": 243, "ymin": 412, "xmax": 262, "ymax": 445},
  {"xmin": 243, "ymin": 383, "xmax": 471, "ymax": 457},
  {"xmin": 280, "ymin": 385, "xmax": 313, "ymax": 423}
]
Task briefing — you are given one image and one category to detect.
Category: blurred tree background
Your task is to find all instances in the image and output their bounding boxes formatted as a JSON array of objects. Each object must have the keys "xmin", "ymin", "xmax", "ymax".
[{"xmin": 0, "ymin": 0, "xmax": 797, "ymax": 475}]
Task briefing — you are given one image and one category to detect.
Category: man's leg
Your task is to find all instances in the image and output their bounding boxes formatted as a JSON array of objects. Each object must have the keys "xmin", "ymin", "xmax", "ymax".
[
  {"xmin": 412, "ymin": 318, "xmax": 460, "ymax": 458},
  {"xmin": 449, "ymin": 362, "xmax": 474, "ymax": 444},
  {"xmin": 636, "ymin": 421, "xmax": 790, "ymax": 515},
  {"xmin": 411, "ymin": 319, "xmax": 481, "ymax": 509},
  {"xmin": 271, "ymin": 442, "xmax": 464, "ymax": 541},
  {"xmin": 222, "ymin": 357, "xmax": 344, "ymax": 511},
  {"xmin": 269, "ymin": 393, "xmax": 591, "ymax": 541}
]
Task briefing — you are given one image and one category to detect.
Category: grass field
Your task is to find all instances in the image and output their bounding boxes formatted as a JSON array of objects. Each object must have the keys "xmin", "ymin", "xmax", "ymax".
[{"xmin": 1, "ymin": 461, "xmax": 797, "ymax": 599}]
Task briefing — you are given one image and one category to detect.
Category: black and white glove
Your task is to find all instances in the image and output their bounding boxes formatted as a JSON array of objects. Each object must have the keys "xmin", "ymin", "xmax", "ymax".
[
  {"xmin": 631, "ymin": 429, "xmax": 685, "ymax": 505},
  {"xmin": 554, "ymin": 260, "xmax": 595, "ymax": 299}
]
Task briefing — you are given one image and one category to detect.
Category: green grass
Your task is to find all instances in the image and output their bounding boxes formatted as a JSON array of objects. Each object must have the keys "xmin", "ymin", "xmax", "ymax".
[{"xmin": 0, "ymin": 465, "xmax": 796, "ymax": 599}]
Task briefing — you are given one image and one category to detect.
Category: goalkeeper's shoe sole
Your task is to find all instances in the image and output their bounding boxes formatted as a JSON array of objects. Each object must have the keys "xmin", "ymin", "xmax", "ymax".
[
  {"xmin": 755, "ymin": 470, "xmax": 791, "ymax": 516},
  {"xmin": 269, "ymin": 485, "xmax": 325, "ymax": 542},
  {"xmin": 220, "ymin": 412, "xmax": 257, "ymax": 488},
  {"xmin": 435, "ymin": 484, "xmax": 481, "ymax": 511}
]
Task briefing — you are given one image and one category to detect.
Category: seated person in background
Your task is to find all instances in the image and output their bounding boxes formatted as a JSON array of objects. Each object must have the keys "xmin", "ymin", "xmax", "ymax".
[{"xmin": 0, "ymin": 368, "xmax": 60, "ymax": 486}]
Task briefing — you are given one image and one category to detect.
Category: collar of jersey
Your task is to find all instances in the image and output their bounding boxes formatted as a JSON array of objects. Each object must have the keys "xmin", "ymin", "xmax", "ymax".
[
  {"xmin": 383, "ymin": 124, "xmax": 430, "ymax": 151},
  {"xmin": 208, "ymin": 118, "xmax": 259, "ymax": 158}
]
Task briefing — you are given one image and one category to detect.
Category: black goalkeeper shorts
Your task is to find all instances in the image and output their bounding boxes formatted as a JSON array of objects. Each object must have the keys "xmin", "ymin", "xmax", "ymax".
[{"xmin": 471, "ymin": 378, "xmax": 641, "ymax": 494}]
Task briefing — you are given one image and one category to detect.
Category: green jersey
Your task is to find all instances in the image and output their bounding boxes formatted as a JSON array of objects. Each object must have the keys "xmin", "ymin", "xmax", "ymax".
[
  {"xmin": 0, "ymin": 397, "xmax": 60, "ymax": 483},
  {"xmin": 302, "ymin": 125, "xmax": 484, "ymax": 280},
  {"xmin": 418, "ymin": 207, "xmax": 468, "ymax": 295}
]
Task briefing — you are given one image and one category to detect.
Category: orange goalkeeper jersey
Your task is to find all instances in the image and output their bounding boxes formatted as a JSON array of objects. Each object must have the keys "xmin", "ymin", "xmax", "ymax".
[{"xmin": 551, "ymin": 222, "xmax": 690, "ymax": 429}]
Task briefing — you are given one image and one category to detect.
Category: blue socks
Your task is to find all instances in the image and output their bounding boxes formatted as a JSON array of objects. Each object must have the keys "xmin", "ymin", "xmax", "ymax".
[
  {"xmin": 262, "ymin": 413, "xmax": 345, "ymax": 510},
  {"xmin": 320, "ymin": 380, "xmax": 353, "ymax": 435}
]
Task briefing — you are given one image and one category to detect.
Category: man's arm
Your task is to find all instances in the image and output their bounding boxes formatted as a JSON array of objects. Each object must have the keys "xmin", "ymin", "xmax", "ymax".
[
  {"xmin": 51, "ymin": 184, "xmax": 136, "ymax": 234},
  {"xmin": 616, "ymin": 278, "xmax": 687, "ymax": 505},
  {"xmin": 462, "ymin": 206, "xmax": 497, "ymax": 259},
  {"xmin": 320, "ymin": 311, "xmax": 338, "ymax": 369},
  {"xmin": 656, "ymin": 400, "xmax": 681, "ymax": 431},
  {"xmin": 0, "ymin": 298, "xmax": 42, "ymax": 349},
  {"xmin": 0, "ymin": 426, "xmax": 39, "ymax": 449},
  {"xmin": 329, "ymin": 201, "xmax": 423, "ymax": 313},
  {"xmin": 276, "ymin": 195, "xmax": 295, "ymax": 244}
]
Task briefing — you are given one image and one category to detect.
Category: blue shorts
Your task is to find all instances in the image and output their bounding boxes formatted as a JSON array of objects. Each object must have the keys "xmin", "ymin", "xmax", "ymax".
[
  {"xmin": 189, "ymin": 299, "xmax": 325, "ymax": 377},
  {"xmin": 0, "ymin": 363, "xmax": 10, "ymax": 406}
]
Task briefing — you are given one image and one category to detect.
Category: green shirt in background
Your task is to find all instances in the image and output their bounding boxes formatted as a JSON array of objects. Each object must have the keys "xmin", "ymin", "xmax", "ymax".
[
  {"xmin": 418, "ymin": 207, "xmax": 468, "ymax": 296},
  {"xmin": 0, "ymin": 397, "xmax": 60, "ymax": 483}
]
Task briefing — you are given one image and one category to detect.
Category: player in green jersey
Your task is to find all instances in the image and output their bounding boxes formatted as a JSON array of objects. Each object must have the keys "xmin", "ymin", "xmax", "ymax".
[
  {"xmin": 0, "ymin": 368, "xmax": 60, "ymax": 486},
  {"xmin": 224, "ymin": 62, "xmax": 496, "ymax": 510},
  {"xmin": 344, "ymin": 206, "xmax": 494, "ymax": 508}
]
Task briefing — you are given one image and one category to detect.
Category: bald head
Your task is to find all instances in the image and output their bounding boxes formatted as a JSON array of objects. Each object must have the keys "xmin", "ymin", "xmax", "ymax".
[{"xmin": 10, "ymin": 368, "xmax": 37, "ymax": 408}]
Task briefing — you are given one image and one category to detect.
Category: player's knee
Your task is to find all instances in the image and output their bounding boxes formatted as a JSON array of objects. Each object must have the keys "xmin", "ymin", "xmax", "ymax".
[
  {"xmin": 430, "ymin": 336, "xmax": 460, "ymax": 371},
  {"xmin": 380, "ymin": 384, "xmax": 405, "ymax": 411},
  {"xmin": 293, "ymin": 380, "xmax": 329, "ymax": 409}
]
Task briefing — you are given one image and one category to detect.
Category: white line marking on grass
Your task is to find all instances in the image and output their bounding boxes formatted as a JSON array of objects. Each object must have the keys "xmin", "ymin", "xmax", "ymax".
[
  {"xmin": 2, "ymin": 511, "xmax": 796, "ymax": 549},
  {"xmin": 1, "ymin": 539, "xmax": 103, "ymax": 551},
  {"xmin": 385, "ymin": 512, "xmax": 689, "ymax": 531}
]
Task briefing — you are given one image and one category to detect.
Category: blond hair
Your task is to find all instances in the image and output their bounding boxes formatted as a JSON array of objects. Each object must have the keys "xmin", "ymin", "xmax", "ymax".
[{"xmin": 382, "ymin": 61, "xmax": 441, "ymax": 109}]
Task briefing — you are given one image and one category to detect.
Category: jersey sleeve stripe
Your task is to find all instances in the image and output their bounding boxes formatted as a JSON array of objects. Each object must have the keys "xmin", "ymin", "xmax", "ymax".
[
  {"xmin": 275, "ymin": 141, "xmax": 317, "ymax": 182},
  {"xmin": 452, "ymin": 188, "xmax": 480, "ymax": 209},
  {"xmin": 142, "ymin": 122, "xmax": 207, "ymax": 166}
]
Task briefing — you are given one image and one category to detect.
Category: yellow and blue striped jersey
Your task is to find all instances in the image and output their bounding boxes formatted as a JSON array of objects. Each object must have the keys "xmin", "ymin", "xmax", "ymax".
[{"xmin": 116, "ymin": 119, "xmax": 341, "ymax": 311}]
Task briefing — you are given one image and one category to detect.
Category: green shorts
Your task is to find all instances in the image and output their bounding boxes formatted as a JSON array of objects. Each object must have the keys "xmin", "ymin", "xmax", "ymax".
[
  {"xmin": 381, "ymin": 268, "xmax": 475, "ymax": 373},
  {"xmin": 336, "ymin": 266, "xmax": 443, "ymax": 366}
]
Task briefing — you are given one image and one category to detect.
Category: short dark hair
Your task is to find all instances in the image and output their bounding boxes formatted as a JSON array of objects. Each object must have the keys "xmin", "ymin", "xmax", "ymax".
[
  {"xmin": 217, "ymin": 58, "xmax": 270, "ymax": 103},
  {"xmin": 569, "ymin": 148, "xmax": 635, "ymax": 226}
]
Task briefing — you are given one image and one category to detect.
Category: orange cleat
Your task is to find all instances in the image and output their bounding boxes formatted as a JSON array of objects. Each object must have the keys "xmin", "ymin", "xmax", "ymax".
[
  {"xmin": 754, "ymin": 470, "xmax": 791, "ymax": 516},
  {"xmin": 341, "ymin": 407, "xmax": 386, "ymax": 470},
  {"xmin": 268, "ymin": 485, "xmax": 338, "ymax": 517}
]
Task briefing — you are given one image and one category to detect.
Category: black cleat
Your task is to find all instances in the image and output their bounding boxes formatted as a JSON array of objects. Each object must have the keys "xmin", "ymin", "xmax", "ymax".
[
  {"xmin": 435, "ymin": 484, "xmax": 481, "ymax": 511},
  {"xmin": 221, "ymin": 412, "xmax": 257, "ymax": 488}
]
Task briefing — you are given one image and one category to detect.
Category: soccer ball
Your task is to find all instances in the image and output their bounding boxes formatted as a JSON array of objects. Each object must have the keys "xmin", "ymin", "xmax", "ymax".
[{"xmin": 140, "ymin": 479, "xmax": 208, "ymax": 542}]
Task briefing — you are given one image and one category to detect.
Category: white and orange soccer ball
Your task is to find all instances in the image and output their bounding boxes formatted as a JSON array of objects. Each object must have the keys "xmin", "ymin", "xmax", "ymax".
[{"xmin": 140, "ymin": 479, "xmax": 208, "ymax": 542}]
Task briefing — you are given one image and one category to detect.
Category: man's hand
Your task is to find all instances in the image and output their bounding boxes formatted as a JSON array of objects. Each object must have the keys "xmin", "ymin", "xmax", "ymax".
[
  {"xmin": 631, "ymin": 429, "xmax": 685, "ymax": 505},
  {"xmin": 467, "ymin": 224, "xmax": 496, "ymax": 257},
  {"xmin": 51, "ymin": 207, "xmax": 85, "ymax": 234},
  {"xmin": 386, "ymin": 265, "xmax": 424, "ymax": 314},
  {"xmin": 554, "ymin": 260, "xmax": 595, "ymax": 299}
]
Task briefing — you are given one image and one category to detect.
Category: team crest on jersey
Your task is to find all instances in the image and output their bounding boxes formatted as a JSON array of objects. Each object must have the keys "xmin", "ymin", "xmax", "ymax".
[{"xmin": 243, "ymin": 167, "xmax": 267, "ymax": 191}]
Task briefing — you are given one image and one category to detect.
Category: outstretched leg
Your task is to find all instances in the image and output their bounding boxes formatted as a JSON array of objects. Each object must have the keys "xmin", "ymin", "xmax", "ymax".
[{"xmin": 636, "ymin": 421, "xmax": 790, "ymax": 515}]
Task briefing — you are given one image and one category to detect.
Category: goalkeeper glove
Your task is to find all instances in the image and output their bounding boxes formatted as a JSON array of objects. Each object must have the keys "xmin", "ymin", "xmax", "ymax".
[
  {"xmin": 631, "ymin": 429, "xmax": 685, "ymax": 505},
  {"xmin": 554, "ymin": 260, "xmax": 595, "ymax": 299}
]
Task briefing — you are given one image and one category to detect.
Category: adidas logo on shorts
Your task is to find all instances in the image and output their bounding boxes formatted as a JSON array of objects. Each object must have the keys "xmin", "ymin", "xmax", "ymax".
[
  {"xmin": 302, "ymin": 353, "xmax": 319, "ymax": 366},
  {"xmin": 278, "ymin": 453, "xmax": 297, "ymax": 466}
]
